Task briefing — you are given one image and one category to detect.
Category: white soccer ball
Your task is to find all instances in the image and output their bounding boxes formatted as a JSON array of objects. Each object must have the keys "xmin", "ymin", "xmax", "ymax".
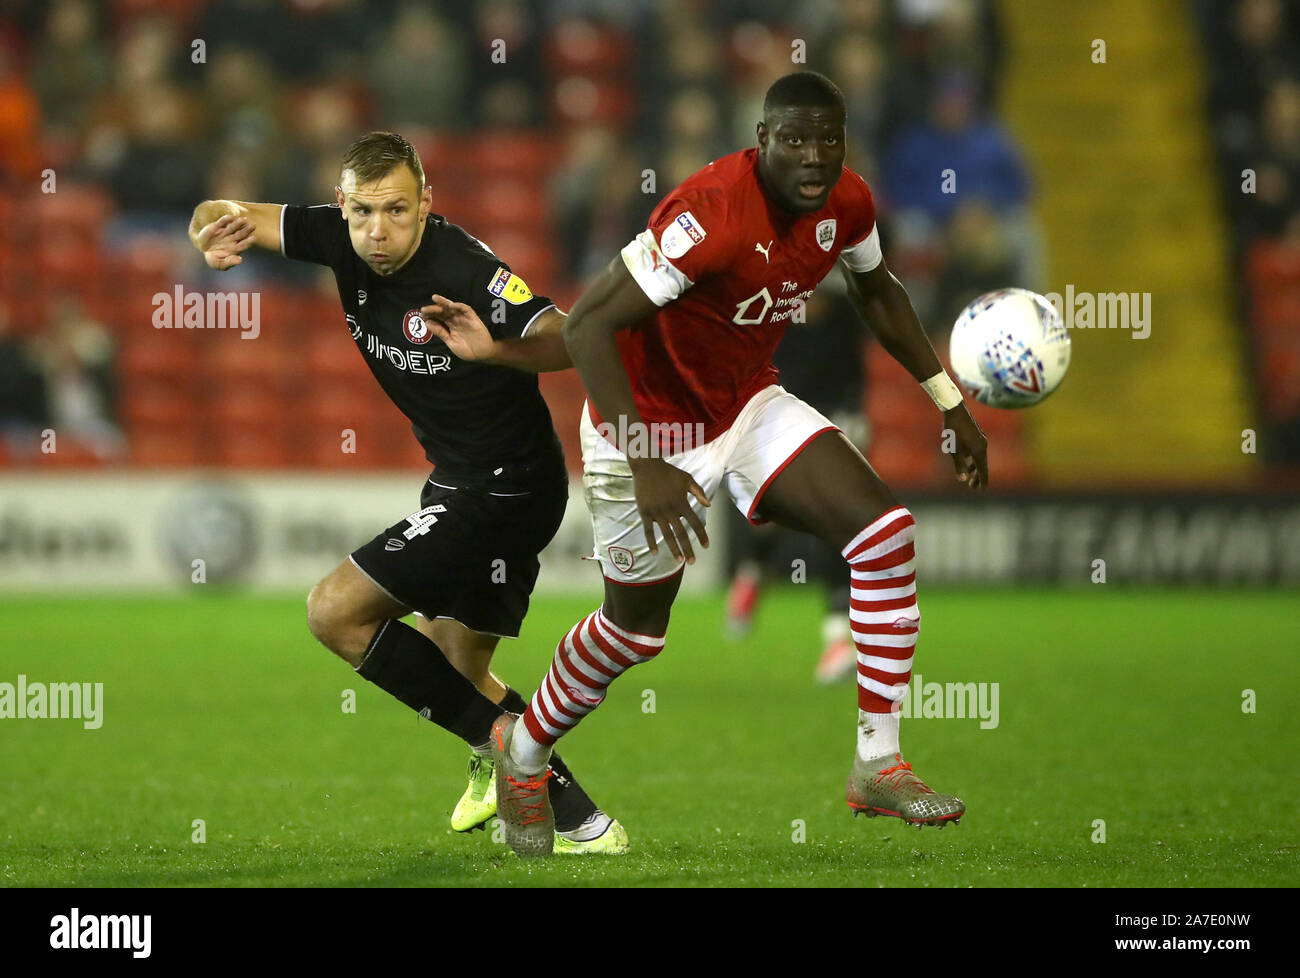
[{"xmin": 949, "ymin": 288, "xmax": 1071, "ymax": 409}]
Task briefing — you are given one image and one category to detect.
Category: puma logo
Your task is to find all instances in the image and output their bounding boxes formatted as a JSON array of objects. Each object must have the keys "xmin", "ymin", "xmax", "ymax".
[{"xmin": 755, "ymin": 240, "xmax": 772, "ymax": 262}]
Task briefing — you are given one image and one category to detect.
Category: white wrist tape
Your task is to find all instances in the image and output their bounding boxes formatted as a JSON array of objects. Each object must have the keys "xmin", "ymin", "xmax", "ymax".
[{"xmin": 921, "ymin": 370, "xmax": 963, "ymax": 411}]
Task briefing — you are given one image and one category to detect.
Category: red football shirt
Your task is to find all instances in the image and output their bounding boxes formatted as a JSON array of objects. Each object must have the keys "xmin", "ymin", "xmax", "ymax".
[{"xmin": 602, "ymin": 147, "xmax": 883, "ymax": 448}]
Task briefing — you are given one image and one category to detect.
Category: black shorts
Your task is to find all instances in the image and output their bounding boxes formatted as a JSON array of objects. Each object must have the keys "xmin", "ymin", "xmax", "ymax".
[{"xmin": 350, "ymin": 472, "xmax": 568, "ymax": 638}]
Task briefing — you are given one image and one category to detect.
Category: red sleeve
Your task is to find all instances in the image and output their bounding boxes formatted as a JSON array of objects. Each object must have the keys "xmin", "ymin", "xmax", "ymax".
[
  {"xmin": 837, "ymin": 168, "xmax": 883, "ymax": 272},
  {"xmin": 838, "ymin": 168, "xmax": 878, "ymax": 247},
  {"xmin": 621, "ymin": 186, "xmax": 734, "ymax": 306}
]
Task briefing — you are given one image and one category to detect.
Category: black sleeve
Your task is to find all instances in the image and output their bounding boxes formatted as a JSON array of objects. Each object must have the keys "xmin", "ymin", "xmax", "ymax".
[
  {"xmin": 281, "ymin": 204, "xmax": 350, "ymax": 267},
  {"xmin": 449, "ymin": 228, "xmax": 556, "ymax": 340}
]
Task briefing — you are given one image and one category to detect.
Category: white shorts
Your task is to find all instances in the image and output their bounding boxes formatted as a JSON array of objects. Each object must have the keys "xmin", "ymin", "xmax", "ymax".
[{"xmin": 581, "ymin": 384, "xmax": 838, "ymax": 585}]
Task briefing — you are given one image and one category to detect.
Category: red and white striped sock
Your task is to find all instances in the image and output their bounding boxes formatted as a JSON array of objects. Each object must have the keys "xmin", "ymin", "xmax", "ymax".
[
  {"xmin": 511, "ymin": 608, "xmax": 665, "ymax": 771},
  {"xmin": 843, "ymin": 506, "xmax": 919, "ymax": 760}
]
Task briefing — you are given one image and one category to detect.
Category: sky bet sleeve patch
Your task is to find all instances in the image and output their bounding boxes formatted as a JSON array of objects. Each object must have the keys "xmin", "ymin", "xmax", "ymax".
[
  {"xmin": 659, "ymin": 210, "xmax": 705, "ymax": 260},
  {"xmin": 487, "ymin": 266, "xmax": 534, "ymax": 305}
]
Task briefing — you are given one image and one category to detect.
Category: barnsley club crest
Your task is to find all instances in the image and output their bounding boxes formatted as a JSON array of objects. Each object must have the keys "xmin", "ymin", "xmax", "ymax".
[
  {"xmin": 608, "ymin": 546, "xmax": 635, "ymax": 573},
  {"xmin": 816, "ymin": 219, "xmax": 836, "ymax": 252}
]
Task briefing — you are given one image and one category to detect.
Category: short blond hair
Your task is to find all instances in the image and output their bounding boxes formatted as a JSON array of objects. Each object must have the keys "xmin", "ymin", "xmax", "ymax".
[{"xmin": 340, "ymin": 131, "xmax": 424, "ymax": 190}]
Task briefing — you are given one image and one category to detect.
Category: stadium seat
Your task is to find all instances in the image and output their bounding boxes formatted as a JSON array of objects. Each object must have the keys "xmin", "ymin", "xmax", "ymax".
[
  {"xmin": 1262, "ymin": 348, "xmax": 1300, "ymax": 420},
  {"xmin": 867, "ymin": 431, "xmax": 941, "ymax": 487},
  {"xmin": 549, "ymin": 76, "xmax": 635, "ymax": 126},
  {"xmin": 35, "ymin": 232, "xmax": 105, "ymax": 300},
  {"xmin": 1248, "ymin": 240, "xmax": 1300, "ymax": 292},
  {"xmin": 457, "ymin": 183, "xmax": 549, "ymax": 232},
  {"xmin": 122, "ymin": 383, "xmax": 199, "ymax": 430},
  {"xmin": 469, "ymin": 134, "xmax": 559, "ymax": 178},
  {"xmin": 208, "ymin": 427, "xmax": 295, "ymax": 469},
  {"xmin": 303, "ymin": 336, "xmax": 375, "ymax": 394},
  {"xmin": 24, "ymin": 184, "xmax": 113, "ymax": 237},
  {"xmin": 544, "ymin": 19, "xmax": 631, "ymax": 75},
  {"xmin": 539, "ymin": 372, "xmax": 588, "ymax": 475},
  {"xmin": 208, "ymin": 341, "xmax": 295, "ymax": 392},
  {"xmin": 119, "ymin": 335, "xmax": 199, "ymax": 385},
  {"xmin": 988, "ymin": 440, "xmax": 1032, "ymax": 486},
  {"xmin": 866, "ymin": 345, "xmax": 912, "ymax": 385},
  {"xmin": 470, "ymin": 229, "xmax": 556, "ymax": 285},
  {"xmin": 31, "ymin": 437, "xmax": 109, "ymax": 469},
  {"xmin": 128, "ymin": 429, "xmax": 204, "ymax": 470},
  {"xmin": 117, "ymin": 240, "xmax": 177, "ymax": 307},
  {"xmin": 300, "ymin": 392, "xmax": 394, "ymax": 468},
  {"xmin": 866, "ymin": 378, "xmax": 932, "ymax": 432},
  {"xmin": 207, "ymin": 385, "xmax": 288, "ymax": 431}
]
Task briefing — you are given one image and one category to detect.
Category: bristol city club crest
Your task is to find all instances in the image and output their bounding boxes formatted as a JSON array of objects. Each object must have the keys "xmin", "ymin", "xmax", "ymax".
[
  {"xmin": 816, "ymin": 219, "xmax": 836, "ymax": 252},
  {"xmin": 402, "ymin": 309, "xmax": 432, "ymax": 345}
]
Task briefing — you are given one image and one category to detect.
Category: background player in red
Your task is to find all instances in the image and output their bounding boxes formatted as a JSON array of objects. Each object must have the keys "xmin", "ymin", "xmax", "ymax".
[{"xmin": 461, "ymin": 71, "xmax": 988, "ymax": 855}]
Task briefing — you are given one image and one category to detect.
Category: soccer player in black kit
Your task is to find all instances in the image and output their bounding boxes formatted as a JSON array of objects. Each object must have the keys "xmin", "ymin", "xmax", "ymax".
[{"xmin": 188, "ymin": 132, "xmax": 627, "ymax": 854}]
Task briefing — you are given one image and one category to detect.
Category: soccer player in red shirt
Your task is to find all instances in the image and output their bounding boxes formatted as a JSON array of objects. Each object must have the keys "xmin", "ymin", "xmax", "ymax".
[{"xmin": 437, "ymin": 72, "xmax": 989, "ymax": 856}]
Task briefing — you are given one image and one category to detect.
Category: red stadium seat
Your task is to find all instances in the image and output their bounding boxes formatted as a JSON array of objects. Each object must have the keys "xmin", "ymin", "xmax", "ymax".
[
  {"xmin": 867, "ymin": 432, "xmax": 941, "ymax": 487},
  {"xmin": 208, "ymin": 426, "xmax": 296, "ymax": 469},
  {"xmin": 31, "ymin": 437, "xmax": 110, "ymax": 469},
  {"xmin": 1247, "ymin": 240, "xmax": 1300, "ymax": 293},
  {"xmin": 469, "ymin": 229, "xmax": 557, "ymax": 285},
  {"xmin": 300, "ymin": 391, "xmax": 398, "ymax": 468},
  {"xmin": 118, "ymin": 240, "xmax": 177, "ymax": 308},
  {"xmin": 866, "ymin": 345, "xmax": 912, "ymax": 384},
  {"xmin": 303, "ymin": 336, "xmax": 375, "ymax": 396},
  {"xmin": 128, "ymin": 428, "xmax": 204, "ymax": 468},
  {"xmin": 544, "ymin": 20, "xmax": 632, "ymax": 75},
  {"xmin": 469, "ymin": 134, "xmax": 560, "ymax": 178},
  {"xmin": 208, "ymin": 341, "xmax": 295, "ymax": 393},
  {"xmin": 866, "ymin": 378, "xmax": 932, "ymax": 432},
  {"xmin": 1253, "ymin": 293, "xmax": 1300, "ymax": 336},
  {"xmin": 988, "ymin": 439, "xmax": 1032, "ymax": 487},
  {"xmin": 455, "ymin": 183, "xmax": 549, "ymax": 233},
  {"xmin": 539, "ymin": 371, "xmax": 588, "ymax": 475},
  {"xmin": 122, "ymin": 383, "xmax": 200, "ymax": 431},
  {"xmin": 25, "ymin": 184, "xmax": 113, "ymax": 238},
  {"xmin": 36, "ymin": 230, "xmax": 104, "ymax": 288},
  {"xmin": 119, "ymin": 335, "xmax": 199, "ymax": 385},
  {"xmin": 207, "ymin": 386, "xmax": 288, "ymax": 430},
  {"xmin": 1262, "ymin": 348, "xmax": 1300, "ymax": 420}
]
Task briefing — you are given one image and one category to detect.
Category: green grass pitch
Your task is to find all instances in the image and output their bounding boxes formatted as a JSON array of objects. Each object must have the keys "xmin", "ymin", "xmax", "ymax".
[{"xmin": 1, "ymin": 589, "xmax": 1295, "ymax": 887}]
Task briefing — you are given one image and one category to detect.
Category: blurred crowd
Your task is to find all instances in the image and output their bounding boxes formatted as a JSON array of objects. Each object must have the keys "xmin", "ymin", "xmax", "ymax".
[
  {"xmin": 1197, "ymin": 0, "xmax": 1300, "ymax": 462},
  {"xmin": 0, "ymin": 0, "xmax": 1033, "ymax": 466}
]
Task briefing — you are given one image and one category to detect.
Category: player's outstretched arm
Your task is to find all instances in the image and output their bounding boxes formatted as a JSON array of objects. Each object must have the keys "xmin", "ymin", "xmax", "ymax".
[
  {"xmin": 565, "ymin": 259, "xmax": 710, "ymax": 563},
  {"xmin": 420, "ymin": 297, "xmax": 571, "ymax": 372},
  {"xmin": 188, "ymin": 200, "xmax": 285, "ymax": 270},
  {"xmin": 844, "ymin": 260, "xmax": 989, "ymax": 488}
]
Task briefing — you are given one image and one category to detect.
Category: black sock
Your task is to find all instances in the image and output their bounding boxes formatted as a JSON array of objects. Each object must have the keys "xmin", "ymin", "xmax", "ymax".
[
  {"xmin": 500, "ymin": 686, "xmax": 599, "ymax": 833},
  {"xmin": 499, "ymin": 686, "xmax": 529, "ymax": 715},
  {"xmin": 356, "ymin": 619, "xmax": 501, "ymax": 747}
]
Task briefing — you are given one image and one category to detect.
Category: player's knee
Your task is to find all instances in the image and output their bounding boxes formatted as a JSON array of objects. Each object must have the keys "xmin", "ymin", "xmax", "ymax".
[
  {"xmin": 306, "ymin": 581, "xmax": 366, "ymax": 665},
  {"xmin": 602, "ymin": 604, "xmax": 670, "ymax": 642},
  {"xmin": 442, "ymin": 642, "xmax": 490, "ymax": 687}
]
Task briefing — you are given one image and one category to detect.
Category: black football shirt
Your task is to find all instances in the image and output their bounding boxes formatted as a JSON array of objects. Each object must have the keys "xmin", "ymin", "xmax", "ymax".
[{"xmin": 281, "ymin": 204, "xmax": 566, "ymax": 487}]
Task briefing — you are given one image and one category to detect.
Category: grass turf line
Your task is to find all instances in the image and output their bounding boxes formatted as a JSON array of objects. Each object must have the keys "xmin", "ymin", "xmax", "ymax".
[{"xmin": 0, "ymin": 590, "xmax": 1295, "ymax": 887}]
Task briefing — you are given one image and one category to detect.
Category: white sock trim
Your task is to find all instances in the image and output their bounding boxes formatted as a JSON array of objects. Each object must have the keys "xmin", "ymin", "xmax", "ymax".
[
  {"xmin": 508, "ymin": 717, "xmax": 551, "ymax": 774},
  {"xmin": 857, "ymin": 709, "xmax": 901, "ymax": 761},
  {"xmin": 596, "ymin": 608, "xmax": 667, "ymax": 647},
  {"xmin": 841, "ymin": 507, "xmax": 912, "ymax": 560}
]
